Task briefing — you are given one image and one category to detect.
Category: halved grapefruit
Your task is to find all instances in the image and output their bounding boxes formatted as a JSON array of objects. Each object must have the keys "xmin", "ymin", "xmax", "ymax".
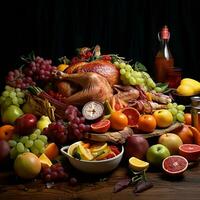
[
  {"xmin": 162, "ymin": 155, "xmax": 188, "ymax": 176},
  {"xmin": 122, "ymin": 107, "xmax": 140, "ymax": 127},
  {"xmin": 91, "ymin": 119, "xmax": 111, "ymax": 133},
  {"xmin": 178, "ymin": 144, "xmax": 200, "ymax": 162}
]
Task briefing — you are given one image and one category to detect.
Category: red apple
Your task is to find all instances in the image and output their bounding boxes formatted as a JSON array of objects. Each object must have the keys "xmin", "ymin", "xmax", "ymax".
[
  {"xmin": 0, "ymin": 140, "xmax": 10, "ymax": 162},
  {"xmin": 124, "ymin": 135, "xmax": 149, "ymax": 160},
  {"xmin": 15, "ymin": 113, "xmax": 37, "ymax": 135}
]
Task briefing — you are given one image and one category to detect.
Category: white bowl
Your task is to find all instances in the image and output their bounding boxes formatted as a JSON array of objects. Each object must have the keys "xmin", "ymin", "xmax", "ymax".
[{"xmin": 60, "ymin": 141, "xmax": 124, "ymax": 174}]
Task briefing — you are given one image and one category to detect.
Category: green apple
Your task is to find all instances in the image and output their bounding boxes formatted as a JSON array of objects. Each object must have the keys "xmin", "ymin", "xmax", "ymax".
[
  {"xmin": 158, "ymin": 133, "xmax": 183, "ymax": 155},
  {"xmin": 146, "ymin": 144, "xmax": 170, "ymax": 167},
  {"xmin": 2, "ymin": 105, "xmax": 24, "ymax": 124}
]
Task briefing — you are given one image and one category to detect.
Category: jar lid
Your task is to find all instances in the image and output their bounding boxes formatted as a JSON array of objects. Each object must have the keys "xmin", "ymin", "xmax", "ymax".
[{"xmin": 191, "ymin": 96, "xmax": 200, "ymax": 106}]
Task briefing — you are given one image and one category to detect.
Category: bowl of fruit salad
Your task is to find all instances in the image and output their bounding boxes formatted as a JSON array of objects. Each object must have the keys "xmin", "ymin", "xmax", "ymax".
[{"xmin": 60, "ymin": 141, "xmax": 124, "ymax": 174}]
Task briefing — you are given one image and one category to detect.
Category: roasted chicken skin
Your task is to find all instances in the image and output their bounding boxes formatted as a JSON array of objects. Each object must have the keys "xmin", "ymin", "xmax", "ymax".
[{"xmin": 65, "ymin": 60, "xmax": 120, "ymax": 86}]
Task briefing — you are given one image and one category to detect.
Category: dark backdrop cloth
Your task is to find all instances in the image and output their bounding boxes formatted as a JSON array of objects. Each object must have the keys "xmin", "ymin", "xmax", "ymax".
[{"xmin": 0, "ymin": 0, "xmax": 200, "ymax": 90}]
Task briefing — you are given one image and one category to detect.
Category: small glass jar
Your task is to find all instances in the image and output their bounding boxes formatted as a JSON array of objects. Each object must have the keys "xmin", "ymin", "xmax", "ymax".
[{"xmin": 190, "ymin": 96, "xmax": 200, "ymax": 131}]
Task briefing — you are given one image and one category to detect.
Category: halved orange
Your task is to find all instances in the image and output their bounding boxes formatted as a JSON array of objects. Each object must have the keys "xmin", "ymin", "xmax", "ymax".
[{"xmin": 122, "ymin": 107, "xmax": 140, "ymax": 127}]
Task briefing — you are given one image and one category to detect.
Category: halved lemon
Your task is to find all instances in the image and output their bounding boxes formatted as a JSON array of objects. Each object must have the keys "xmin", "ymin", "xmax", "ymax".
[
  {"xmin": 90, "ymin": 142, "xmax": 108, "ymax": 153},
  {"xmin": 129, "ymin": 157, "xmax": 149, "ymax": 171},
  {"xmin": 39, "ymin": 153, "xmax": 52, "ymax": 167}
]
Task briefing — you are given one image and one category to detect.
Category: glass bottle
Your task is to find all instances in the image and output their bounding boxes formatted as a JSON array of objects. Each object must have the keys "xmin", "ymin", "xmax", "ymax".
[
  {"xmin": 191, "ymin": 96, "xmax": 200, "ymax": 131},
  {"xmin": 154, "ymin": 25, "xmax": 174, "ymax": 83}
]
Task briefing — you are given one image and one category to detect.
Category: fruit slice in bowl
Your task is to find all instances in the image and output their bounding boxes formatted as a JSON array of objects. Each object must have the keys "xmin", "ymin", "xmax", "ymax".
[
  {"xmin": 162, "ymin": 155, "xmax": 188, "ymax": 176},
  {"xmin": 60, "ymin": 141, "xmax": 124, "ymax": 174},
  {"xmin": 178, "ymin": 144, "xmax": 200, "ymax": 162}
]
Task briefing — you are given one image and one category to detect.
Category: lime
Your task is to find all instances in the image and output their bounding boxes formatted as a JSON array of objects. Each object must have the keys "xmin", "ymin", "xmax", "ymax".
[{"xmin": 129, "ymin": 156, "xmax": 149, "ymax": 171}]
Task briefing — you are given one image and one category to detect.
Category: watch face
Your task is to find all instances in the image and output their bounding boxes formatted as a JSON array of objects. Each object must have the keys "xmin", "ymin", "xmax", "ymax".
[{"xmin": 82, "ymin": 101, "xmax": 104, "ymax": 120}]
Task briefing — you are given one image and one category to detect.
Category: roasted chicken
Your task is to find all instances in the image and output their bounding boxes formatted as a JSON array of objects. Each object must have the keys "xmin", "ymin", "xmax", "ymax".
[{"xmin": 52, "ymin": 70, "xmax": 113, "ymax": 106}]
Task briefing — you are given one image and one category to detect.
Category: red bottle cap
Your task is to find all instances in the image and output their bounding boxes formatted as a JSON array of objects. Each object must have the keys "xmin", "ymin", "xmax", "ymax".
[{"xmin": 161, "ymin": 25, "xmax": 170, "ymax": 40}]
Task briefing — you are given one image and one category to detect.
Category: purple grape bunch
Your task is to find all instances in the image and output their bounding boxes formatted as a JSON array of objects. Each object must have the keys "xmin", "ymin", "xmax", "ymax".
[
  {"xmin": 6, "ymin": 69, "xmax": 36, "ymax": 89},
  {"xmin": 41, "ymin": 162, "xmax": 69, "ymax": 182},
  {"xmin": 43, "ymin": 120, "xmax": 68, "ymax": 145},
  {"xmin": 24, "ymin": 56, "xmax": 57, "ymax": 82},
  {"xmin": 65, "ymin": 105, "xmax": 91, "ymax": 141}
]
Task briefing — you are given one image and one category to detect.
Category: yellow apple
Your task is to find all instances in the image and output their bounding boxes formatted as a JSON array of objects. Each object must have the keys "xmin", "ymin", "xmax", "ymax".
[
  {"xmin": 158, "ymin": 133, "xmax": 183, "ymax": 155},
  {"xmin": 153, "ymin": 109, "xmax": 173, "ymax": 128}
]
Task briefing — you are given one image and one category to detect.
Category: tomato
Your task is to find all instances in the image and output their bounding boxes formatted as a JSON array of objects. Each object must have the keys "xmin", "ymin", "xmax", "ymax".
[
  {"xmin": 138, "ymin": 114, "xmax": 157, "ymax": 132},
  {"xmin": 109, "ymin": 111, "xmax": 128, "ymax": 131}
]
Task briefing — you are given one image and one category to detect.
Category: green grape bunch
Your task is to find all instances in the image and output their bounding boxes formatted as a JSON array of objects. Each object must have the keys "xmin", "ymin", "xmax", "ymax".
[
  {"xmin": 167, "ymin": 103, "xmax": 185, "ymax": 123},
  {"xmin": 8, "ymin": 129, "xmax": 48, "ymax": 159},
  {"xmin": 114, "ymin": 61, "xmax": 156, "ymax": 91},
  {"xmin": 0, "ymin": 85, "xmax": 26, "ymax": 108}
]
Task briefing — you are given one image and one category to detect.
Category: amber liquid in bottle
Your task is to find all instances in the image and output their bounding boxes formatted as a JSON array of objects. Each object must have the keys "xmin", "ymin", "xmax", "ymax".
[{"xmin": 154, "ymin": 26, "xmax": 174, "ymax": 83}]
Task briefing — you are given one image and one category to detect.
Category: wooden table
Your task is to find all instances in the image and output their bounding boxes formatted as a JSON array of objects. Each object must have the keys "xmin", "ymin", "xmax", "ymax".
[{"xmin": 0, "ymin": 160, "xmax": 200, "ymax": 200}]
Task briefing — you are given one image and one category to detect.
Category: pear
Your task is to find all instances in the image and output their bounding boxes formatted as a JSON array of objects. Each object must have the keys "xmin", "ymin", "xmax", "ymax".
[{"xmin": 36, "ymin": 115, "xmax": 51, "ymax": 131}]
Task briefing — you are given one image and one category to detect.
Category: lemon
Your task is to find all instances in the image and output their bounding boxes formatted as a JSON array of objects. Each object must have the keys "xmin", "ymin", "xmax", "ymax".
[
  {"xmin": 181, "ymin": 78, "xmax": 200, "ymax": 87},
  {"xmin": 77, "ymin": 143, "xmax": 94, "ymax": 160},
  {"xmin": 90, "ymin": 143, "xmax": 108, "ymax": 153},
  {"xmin": 39, "ymin": 153, "xmax": 52, "ymax": 167},
  {"xmin": 129, "ymin": 157, "xmax": 149, "ymax": 171},
  {"xmin": 176, "ymin": 84, "xmax": 195, "ymax": 96}
]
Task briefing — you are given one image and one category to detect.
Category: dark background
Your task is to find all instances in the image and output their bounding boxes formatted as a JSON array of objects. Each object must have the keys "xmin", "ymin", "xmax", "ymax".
[{"xmin": 0, "ymin": 0, "xmax": 200, "ymax": 90}]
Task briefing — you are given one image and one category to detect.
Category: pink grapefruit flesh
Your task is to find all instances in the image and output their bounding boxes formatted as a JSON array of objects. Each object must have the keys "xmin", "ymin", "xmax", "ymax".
[
  {"xmin": 122, "ymin": 107, "xmax": 140, "ymax": 127},
  {"xmin": 178, "ymin": 144, "xmax": 200, "ymax": 162},
  {"xmin": 162, "ymin": 155, "xmax": 188, "ymax": 175}
]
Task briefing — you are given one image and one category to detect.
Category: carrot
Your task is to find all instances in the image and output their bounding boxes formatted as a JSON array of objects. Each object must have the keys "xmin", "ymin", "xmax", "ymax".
[{"xmin": 188, "ymin": 126, "xmax": 200, "ymax": 145}]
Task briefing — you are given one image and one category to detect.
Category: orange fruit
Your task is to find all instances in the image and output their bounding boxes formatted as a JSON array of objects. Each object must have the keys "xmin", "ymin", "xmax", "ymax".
[
  {"xmin": 109, "ymin": 111, "xmax": 128, "ymax": 131},
  {"xmin": 91, "ymin": 119, "xmax": 111, "ymax": 133},
  {"xmin": 153, "ymin": 109, "xmax": 173, "ymax": 128},
  {"xmin": 175, "ymin": 125, "xmax": 194, "ymax": 144},
  {"xmin": 184, "ymin": 113, "xmax": 192, "ymax": 125},
  {"xmin": 14, "ymin": 152, "xmax": 41, "ymax": 179},
  {"xmin": 122, "ymin": 107, "xmax": 140, "ymax": 127},
  {"xmin": 0, "ymin": 125, "xmax": 15, "ymax": 141},
  {"xmin": 44, "ymin": 143, "xmax": 59, "ymax": 161},
  {"xmin": 137, "ymin": 114, "xmax": 157, "ymax": 132}
]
